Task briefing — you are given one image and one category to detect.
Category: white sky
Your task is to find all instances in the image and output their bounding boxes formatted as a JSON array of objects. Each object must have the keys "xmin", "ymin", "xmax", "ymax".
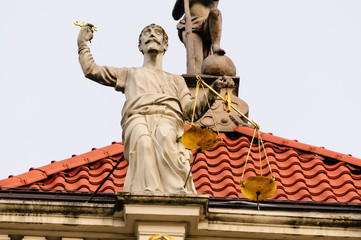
[{"xmin": 0, "ymin": 0, "xmax": 360, "ymax": 180}]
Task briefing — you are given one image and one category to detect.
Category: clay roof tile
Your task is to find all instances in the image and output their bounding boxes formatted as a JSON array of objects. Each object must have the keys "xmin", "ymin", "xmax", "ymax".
[{"xmin": 0, "ymin": 128, "xmax": 360, "ymax": 204}]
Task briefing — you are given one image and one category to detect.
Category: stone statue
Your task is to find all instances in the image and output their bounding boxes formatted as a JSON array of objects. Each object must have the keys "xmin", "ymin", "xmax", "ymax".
[
  {"xmin": 173, "ymin": 0, "xmax": 225, "ymax": 74},
  {"xmin": 77, "ymin": 23, "xmax": 234, "ymax": 194}
]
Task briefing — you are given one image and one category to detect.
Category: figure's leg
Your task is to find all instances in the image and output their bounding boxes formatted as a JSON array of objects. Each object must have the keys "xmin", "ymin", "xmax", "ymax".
[
  {"xmin": 206, "ymin": 9, "xmax": 226, "ymax": 55},
  {"xmin": 123, "ymin": 120, "xmax": 162, "ymax": 192},
  {"xmin": 136, "ymin": 134, "xmax": 163, "ymax": 192},
  {"xmin": 154, "ymin": 117, "xmax": 196, "ymax": 194}
]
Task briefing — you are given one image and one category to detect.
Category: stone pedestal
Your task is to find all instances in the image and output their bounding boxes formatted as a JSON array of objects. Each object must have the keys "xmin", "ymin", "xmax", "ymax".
[
  {"xmin": 116, "ymin": 193, "xmax": 209, "ymax": 240},
  {"xmin": 183, "ymin": 74, "xmax": 250, "ymax": 132}
]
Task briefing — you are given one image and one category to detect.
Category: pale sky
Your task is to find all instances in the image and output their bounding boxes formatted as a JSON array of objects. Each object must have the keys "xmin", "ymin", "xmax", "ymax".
[{"xmin": 0, "ymin": 0, "xmax": 360, "ymax": 180}]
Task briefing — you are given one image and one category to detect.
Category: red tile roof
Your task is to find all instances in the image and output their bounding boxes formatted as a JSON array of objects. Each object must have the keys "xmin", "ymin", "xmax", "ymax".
[{"xmin": 0, "ymin": 126, "xmax": 360, "ymax": 204}]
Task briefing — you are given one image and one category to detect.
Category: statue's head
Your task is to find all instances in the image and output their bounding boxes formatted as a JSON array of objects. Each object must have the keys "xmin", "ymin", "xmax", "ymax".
[{"xmin": 138, "ymin": 24, "xmax": 168, "ymax": 55}]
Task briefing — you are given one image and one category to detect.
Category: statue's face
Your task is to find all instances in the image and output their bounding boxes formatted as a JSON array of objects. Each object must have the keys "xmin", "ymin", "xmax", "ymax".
[{"xmin": 138, "ymin": 25, "xmax": 168, "ymax": 54}]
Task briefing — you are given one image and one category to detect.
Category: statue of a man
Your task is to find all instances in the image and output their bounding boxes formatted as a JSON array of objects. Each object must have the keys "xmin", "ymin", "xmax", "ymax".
[
  {"xmin": 173, "ymin": 0, "xmax": 225, "ymax": 74},
  {"xmin": 77, "ymin": 23, "xmax": 233, "ymax": 194}
]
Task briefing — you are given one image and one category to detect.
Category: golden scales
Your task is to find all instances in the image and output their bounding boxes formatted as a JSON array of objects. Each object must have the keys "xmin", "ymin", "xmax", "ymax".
[{"xmin": 182, "ymin": 75, "xmax": 277, "ymax": 210}]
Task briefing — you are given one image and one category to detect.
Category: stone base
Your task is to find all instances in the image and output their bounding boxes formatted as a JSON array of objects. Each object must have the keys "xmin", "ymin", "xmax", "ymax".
[
  {"xmin": 116, "ymin": 192, "xmax": 209, "ymax": 211},
  {"xmin": 116, "ymin": 192, "xmax": 209, "ymax": 240}
]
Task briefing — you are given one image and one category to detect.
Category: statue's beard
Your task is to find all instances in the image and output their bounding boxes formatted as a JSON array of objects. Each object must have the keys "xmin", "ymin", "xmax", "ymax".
[
  {"xmin": 146, "ymin": 43, "xmax": 164, "ymax": 54},
  {"xmin": 148, "ymin": 49, "xmax": 165, "ymax": 55}
]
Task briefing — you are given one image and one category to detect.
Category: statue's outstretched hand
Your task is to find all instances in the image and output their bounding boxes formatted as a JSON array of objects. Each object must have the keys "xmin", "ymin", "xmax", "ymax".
[
  {"xmin": 77, "ymin": 23, "xmax": 94, "ymax": 46},
  {"xmin": 212, "ymin": 76, "xmax": 235, "ymax": 92}
]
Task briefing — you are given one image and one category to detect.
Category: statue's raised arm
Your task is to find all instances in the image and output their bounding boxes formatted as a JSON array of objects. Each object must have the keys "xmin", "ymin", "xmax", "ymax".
[{"xmin": 77, "ymin": 24, "xmax": 124, "ymax": 90}]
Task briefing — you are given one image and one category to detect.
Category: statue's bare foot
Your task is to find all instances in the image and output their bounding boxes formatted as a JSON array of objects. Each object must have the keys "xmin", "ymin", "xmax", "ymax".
[{"xmin": 212, "ymin": 45, "xmax": 226, "ymax": 55}]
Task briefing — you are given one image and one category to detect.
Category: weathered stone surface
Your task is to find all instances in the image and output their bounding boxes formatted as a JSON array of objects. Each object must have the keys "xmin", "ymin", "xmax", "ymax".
[
  {"xmin": 201, "ymin": 54, "xmax": 236, "ymax": 77},
  {"xmin": 116, "ymin": 192, "xmax": 209, "ymax": 212}
]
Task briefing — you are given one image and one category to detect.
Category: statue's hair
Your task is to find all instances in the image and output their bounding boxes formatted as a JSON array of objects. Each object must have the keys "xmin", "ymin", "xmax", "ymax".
[{"xmin": 138, "ymin": 23, "xmax": 168, "ymax": 54}]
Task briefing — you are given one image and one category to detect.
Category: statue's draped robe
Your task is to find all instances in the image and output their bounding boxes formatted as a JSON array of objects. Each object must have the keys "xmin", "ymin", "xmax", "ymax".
[{"xmin": 78, "ymin": 45, "xmax": 215, "ymax": 193}]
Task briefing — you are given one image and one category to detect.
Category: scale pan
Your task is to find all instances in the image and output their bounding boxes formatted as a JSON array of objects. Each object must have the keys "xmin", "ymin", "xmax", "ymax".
[
  {"xmin": 240, "ymin": 176, "xmax": 277, "ymax": 201},
  {"xmin": 181, "ymin": 125, "xmax": 218, "ymax": 151}
]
